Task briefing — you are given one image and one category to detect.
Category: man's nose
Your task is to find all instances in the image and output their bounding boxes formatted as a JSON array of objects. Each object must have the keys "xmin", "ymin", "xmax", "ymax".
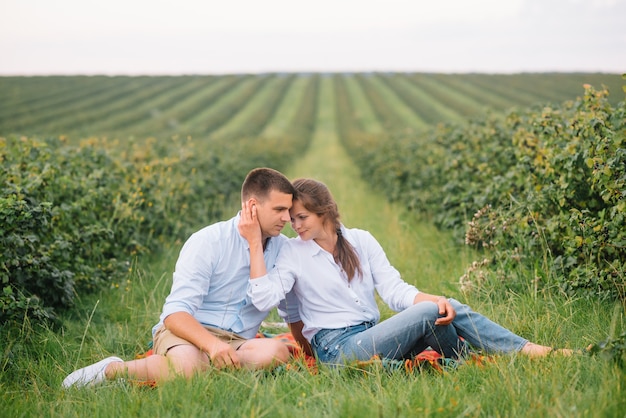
[{"xmin": 281, "ymin": 210, "xmax": 291, "ymax": 222}]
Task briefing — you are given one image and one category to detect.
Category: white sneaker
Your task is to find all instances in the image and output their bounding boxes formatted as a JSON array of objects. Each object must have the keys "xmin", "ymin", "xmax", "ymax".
[{"xmin": 62, "ymin": 356, "xmax": 124, "ymax": 388}]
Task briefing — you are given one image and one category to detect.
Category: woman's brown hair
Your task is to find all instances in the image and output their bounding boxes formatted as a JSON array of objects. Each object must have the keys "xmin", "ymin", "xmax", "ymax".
[{"xmin": 292, "ymin": 178, "xmax": 362, "ymax": 281}]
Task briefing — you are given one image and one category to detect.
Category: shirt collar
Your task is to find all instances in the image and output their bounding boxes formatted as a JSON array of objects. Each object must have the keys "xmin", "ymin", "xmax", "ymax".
[{"xmin": 298, "ymin": 226, "xmax": 348, "ymax": 258}]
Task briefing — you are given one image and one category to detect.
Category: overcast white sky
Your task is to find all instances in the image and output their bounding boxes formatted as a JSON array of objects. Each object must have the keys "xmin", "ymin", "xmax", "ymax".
[{"xmin": 0, "ymin": 0, "xmax": 624, "ymax": 75}]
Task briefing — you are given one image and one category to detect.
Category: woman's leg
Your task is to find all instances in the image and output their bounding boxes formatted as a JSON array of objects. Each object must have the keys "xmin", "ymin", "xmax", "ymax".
[
  {"xmin": 448, "ymin": 298, "xmax": 528, "ymax": 354},
  {"xmin": 335, "ymin": 302, "xmax": 467, "ymax": 362}
]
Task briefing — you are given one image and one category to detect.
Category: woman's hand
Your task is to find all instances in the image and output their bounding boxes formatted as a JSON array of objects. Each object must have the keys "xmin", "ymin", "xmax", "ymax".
[
  {"xmin": 413, "ymin": 292, "xmax": 456, "ymax": 325},
  {"xmin": 239, "ymin": 200, "xmax": 267, "ymax": 280},
  {"xmin": 238, "ymin": 200, "xmax": 262, "ymax": 246},
  {"xmin": 434, "ymin": 297, "xmax": 456, "ymax": 325}
]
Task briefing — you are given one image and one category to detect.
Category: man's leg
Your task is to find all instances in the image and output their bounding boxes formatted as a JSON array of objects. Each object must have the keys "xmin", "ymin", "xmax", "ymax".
[
  {"xmin": 236, "ymin": 337, "xmax": 290, "ymax": 369},
  {"xmin": 109, "ymin": 345, "xmax": 210, "ymax": 381},
  {"xmin": 63, "ymin": 346, "xmax": 210, "ymax": 388}
]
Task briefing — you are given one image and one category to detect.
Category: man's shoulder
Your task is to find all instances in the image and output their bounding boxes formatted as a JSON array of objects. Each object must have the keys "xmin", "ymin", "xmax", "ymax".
[
  {"xmin": 267, "ymin": 233, "xmax": 289, "ymax": 251},
  {"xmin": 273, "ymin": 233, "xmax": 290, "ymax": 243},
  {"xmin": 188, "ymin": 216, "xmax": 238, "ymax": 243}
]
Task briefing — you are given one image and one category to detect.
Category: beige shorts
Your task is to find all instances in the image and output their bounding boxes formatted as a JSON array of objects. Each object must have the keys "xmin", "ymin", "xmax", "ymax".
[{"xmin": 152, "ymin": 325, "xmax": 248, "ymax": 355}]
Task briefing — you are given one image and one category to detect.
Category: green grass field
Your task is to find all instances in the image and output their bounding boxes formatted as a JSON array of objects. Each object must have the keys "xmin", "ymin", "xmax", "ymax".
[{"xmin": 2, "ymin": 73, "xmax": 625, "ymax": 417}]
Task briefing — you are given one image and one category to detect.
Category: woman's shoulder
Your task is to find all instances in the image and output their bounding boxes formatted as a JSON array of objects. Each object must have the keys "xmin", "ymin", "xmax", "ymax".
[
  {"xmin": 285, "ymin": 236, "xmax": 311, "ymax": 249},
  {"xmin": 280, "ymin": 237, "xmax": 317, "ymax": 260},
  {"xmin": 343, "ymin": 227, "xmax": 382, "ymax": 253},
  {"xmin": 343, "ymin": 226, "xmax": 375, "ymax": 241}
]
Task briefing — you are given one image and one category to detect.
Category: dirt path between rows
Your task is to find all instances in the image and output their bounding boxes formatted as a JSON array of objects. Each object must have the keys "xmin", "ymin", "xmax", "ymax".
[{"xmin": 283, "ymin": 76, "xmax": 470, "ymax": 299}]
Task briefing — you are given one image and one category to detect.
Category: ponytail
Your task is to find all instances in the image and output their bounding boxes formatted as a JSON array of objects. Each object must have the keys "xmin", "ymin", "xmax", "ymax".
[
  {"xmin": 335, "ymin": 227, "xmax": 362, "ymax": 282},
  {"xmin": 293, "ymin": 178, "xmax": 363, "ymax": 281}
]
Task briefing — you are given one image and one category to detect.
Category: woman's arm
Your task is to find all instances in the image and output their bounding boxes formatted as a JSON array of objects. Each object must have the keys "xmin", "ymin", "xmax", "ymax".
[
  {"xmin": 239, "ymin": 200, "xmax": 295, "ymax": 311},
  {"xmin": 239, "ymin": 201, "xmax": 267, "ymax": 279},
  {"xmin": 361, "ymin": 229, "xmax": 456, "ymax": 325},
  {"xmin": 288, "ymin": 320, "xmax": 314, "ymax": 357},
  {"xmin": 413, "ymin": 292, "xmax": 456, "ymax": 325}
]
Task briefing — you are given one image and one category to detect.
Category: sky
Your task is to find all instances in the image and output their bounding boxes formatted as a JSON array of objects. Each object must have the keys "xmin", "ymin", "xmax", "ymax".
[{"xmin": 0, "ymin": 0, "xmax": 624, "ymax": 75}]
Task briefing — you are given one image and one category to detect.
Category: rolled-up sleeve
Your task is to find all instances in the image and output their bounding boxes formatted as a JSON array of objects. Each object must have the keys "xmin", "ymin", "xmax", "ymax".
[
  {"xmin": 277, "ymin": 289, "xmax": 301, "ymax": 323},
  {"xmin": 248, "ymin": 274, "xmax": 281, "ymax": 311},
  {"xmin": 248, "ymin": 244, "xmax": 299, "ymax": 314},
  {"xmin": 160, "ymin": 232, "xmax": 215, "ymax": 320}
]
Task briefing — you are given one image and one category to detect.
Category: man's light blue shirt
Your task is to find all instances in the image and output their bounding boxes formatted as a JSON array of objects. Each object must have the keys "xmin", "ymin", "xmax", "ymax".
[{"xmin": 153, "ymin": 213, "xmax": 287, "ymax": 340}]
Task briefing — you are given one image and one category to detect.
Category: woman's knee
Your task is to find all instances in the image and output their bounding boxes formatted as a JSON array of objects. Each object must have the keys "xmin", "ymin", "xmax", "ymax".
[{"xmin": 409, "ymin": 301, "xmax": 440, "ymax": 319}]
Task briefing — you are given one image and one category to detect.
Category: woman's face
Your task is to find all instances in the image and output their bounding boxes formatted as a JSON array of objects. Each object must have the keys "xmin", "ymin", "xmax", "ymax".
[{"xmin": 290, "ymin": 200, "xmax": 324, "ymax": 241}]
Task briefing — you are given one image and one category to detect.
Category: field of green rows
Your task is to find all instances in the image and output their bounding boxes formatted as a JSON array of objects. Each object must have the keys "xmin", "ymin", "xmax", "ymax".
[
  {"xmin": 2, "ymin": 73, "xmax": 626, "ymax": 417},
  {"xmin": 1, "ymin": 72, "xmax": 624, "ymax": 325},
  {"xmin": 1, "ymin": 73, "xmax": 623, "ymax": 140}
]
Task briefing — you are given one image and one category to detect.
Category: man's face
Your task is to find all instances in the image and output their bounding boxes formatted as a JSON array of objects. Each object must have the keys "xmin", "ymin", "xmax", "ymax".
[{"xmin": 254, "ymin": 190, "xmax": 293, "ymax": 238}]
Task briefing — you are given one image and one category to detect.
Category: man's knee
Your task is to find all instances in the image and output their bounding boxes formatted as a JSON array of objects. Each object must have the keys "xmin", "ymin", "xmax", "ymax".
[
  {"xmin": 255, "ymin": 339, "xmax": 290, "ymax": 363},
  {"xmin": 239, "ymin": 339, "xmax": 291, "ymax": 367},
  {"xmin": 272, "ymin": 340, "xmax": 291, "ymax": 363},
  {"xmin": 165, "ymin": 344, "xmax": 210, "ymax": 378}
]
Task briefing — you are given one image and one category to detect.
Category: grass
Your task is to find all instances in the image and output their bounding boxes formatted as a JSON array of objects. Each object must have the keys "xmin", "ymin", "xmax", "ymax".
[{"xmin": 2, "ymin": 75, "xmax": 625, "ymax": 417}]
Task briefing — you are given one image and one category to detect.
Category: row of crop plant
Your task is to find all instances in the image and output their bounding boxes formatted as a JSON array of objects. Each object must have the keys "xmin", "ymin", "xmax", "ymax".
[
  {"xmin": 341, "ymin": 79, "xmax": 625, "ymax": 301},
  {"xmin": 3, "ymin": 73, "xmax": 623, "ymax": 141},
  {"xmin": 0, "ymin": 75, "xmax": 320, "ymax": 327},
  {"xmin": 1, "ymin": 72, "xmax": 623, "ymax": 326},
  {"xmin": 208, "ymin": 74, "xmax": 296, "ymax": 140}
]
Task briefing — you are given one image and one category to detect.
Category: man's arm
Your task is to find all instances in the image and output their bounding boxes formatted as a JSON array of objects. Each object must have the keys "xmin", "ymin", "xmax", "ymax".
[{"xmin": 287, "ymin": 320, "xmax": 313, "ymax": 357}]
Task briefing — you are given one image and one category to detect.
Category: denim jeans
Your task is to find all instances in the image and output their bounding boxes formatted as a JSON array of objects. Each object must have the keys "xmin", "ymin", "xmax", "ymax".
[{"xmin": 310, "ymin": 298, "xmax": 528, "ymax": 365}]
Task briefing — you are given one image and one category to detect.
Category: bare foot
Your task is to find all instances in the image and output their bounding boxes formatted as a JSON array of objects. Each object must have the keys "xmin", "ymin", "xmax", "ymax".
[{"xmin": 521, "ymin": 342, "xmax": 573, "ymax": 357}]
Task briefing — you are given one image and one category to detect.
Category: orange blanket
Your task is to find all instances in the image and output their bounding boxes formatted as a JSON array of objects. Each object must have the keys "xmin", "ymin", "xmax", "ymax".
[{"xmin": 134, "ymin": 331, "xmax": 488, "ymax": 386}]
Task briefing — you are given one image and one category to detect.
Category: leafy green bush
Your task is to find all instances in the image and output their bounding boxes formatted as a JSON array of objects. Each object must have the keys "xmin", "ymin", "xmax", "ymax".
[
  {"xmin": 462, "ymin": 87, "xmax": 625, "ymax": 299},
  {"xmin": 345, "ymin": 85, "xmax": 625, "ymax": 300},
  {"xmin": 1, "ymin": 137, "xmax": 130, "ymax": 324},
  {"xmin": 0, "ymin": 131, "xmax": 309, "ymax": 326}
]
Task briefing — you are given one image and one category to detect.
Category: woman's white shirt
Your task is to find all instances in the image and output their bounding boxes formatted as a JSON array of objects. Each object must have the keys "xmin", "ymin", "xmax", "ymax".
[{"xmin": 248, "ymin": 227, "xmax": 419, "ymax": 341}]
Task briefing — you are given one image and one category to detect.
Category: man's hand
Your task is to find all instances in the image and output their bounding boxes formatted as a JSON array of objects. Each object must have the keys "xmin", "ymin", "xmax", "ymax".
[{"xmin": 206, "ymin": 339, "xmax": 241, "ymax": 369}]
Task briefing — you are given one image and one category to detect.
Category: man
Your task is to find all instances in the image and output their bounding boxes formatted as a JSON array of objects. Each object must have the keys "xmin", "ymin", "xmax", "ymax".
[{"xmin": 63, "ymin": 167, "xmax": 298, "ymax": 388}]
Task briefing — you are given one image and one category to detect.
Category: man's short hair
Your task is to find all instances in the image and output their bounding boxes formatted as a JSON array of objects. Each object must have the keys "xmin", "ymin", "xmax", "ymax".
[{"xmin": 241, "ymin": 167, "xmax": 295, "ymax": 201}]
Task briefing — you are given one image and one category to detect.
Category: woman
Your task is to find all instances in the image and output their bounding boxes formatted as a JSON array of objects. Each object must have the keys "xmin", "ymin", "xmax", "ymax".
[{"xmin": 240, "ymin": 178, "xmax": 572, "ymax": 365}]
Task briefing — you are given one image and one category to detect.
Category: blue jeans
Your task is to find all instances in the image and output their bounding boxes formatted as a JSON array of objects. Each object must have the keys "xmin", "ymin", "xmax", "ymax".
[{"xmin": 310, "ymin": 298, "xmax": 528, "ymax": 365}]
